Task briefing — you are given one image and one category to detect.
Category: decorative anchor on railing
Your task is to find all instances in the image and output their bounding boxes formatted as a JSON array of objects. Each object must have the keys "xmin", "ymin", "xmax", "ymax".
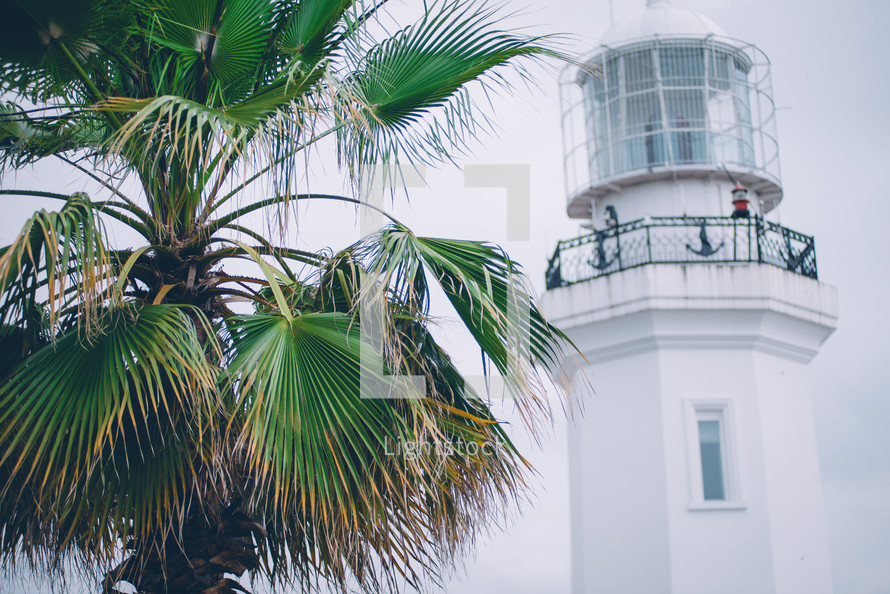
[
  {"xmin": 544, "ymin": 215, "xmax": 818, "ymax": 288},
  {"xmin": 782, "ymin": 228, "xmax": 813, "ymax": 272},
  {"xmin": 545, "ymin": 253, "xmax": 562, "ymax": 290},
  {"xmin": 686, "ymin": 221, "xmax": 724, "ymax": 257},
  {"xmin": 589, "ymin": 230, "xmax": 619, "ymax": 270}
]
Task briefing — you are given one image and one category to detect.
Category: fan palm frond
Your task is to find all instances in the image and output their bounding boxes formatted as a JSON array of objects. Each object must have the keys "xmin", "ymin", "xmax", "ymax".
[
  {"xmin": 337, "ymin": 0, "xmax": 558, "ymax": 167},
  {"xmin": 0, "ymin": 0, "xmax": 574, "ymax": 591},
  {"xmin": 0, "ymin": 192, "xmax": 113, "ymax": 335},
  {"xmin": 0, "ymin": 304, "xmax": 221, "ymax": 567}
]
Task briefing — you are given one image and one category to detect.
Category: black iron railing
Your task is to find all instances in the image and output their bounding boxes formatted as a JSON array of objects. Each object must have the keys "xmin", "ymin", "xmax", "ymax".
[{"xmin": 545, "ymin": 216, "xmax": 817, "ymax": 290}]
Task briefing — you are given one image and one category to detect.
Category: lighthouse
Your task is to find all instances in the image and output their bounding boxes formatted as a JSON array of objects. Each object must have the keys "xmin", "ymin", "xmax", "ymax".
[{"xmin": 541, "ymin": 1, "xmax": 838, "ymax": 593}]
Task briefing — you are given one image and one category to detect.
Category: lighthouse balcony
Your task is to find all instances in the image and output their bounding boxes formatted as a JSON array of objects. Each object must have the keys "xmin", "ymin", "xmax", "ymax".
[{"xmin": 545, "ymin": 215, "xmax": 817, "ymax": 290}]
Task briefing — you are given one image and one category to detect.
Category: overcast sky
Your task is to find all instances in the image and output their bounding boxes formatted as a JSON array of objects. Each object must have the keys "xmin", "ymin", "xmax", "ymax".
[
  {"xmin": 1, "ymin": 1, "xmax": 888, "ymax": 594},
  {"xmin": 434, "ymin": 1, "xmax": 890, "ymax": 593}
]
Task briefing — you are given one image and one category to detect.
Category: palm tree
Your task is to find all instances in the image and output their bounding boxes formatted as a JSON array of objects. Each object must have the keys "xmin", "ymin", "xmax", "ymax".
[{"xmin": 0, "ymin": 1, "xmax": 570, "ymax": 592}]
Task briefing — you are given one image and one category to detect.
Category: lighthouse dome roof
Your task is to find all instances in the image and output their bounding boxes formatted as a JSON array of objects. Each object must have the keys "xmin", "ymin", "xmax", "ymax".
[{"xmin": 601, "ymin": 0, "xmax": 727, "ymax": 46}]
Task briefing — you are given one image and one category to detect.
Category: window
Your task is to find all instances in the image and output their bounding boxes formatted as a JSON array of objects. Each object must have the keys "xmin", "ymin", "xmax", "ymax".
[
  {"xmin": 732, "ymin": 59, "xmax": 756, "ymax": 166},
  {"xmin": 665, "ymin": 89, "xmax": 706, "ymax": 164},
  {"xmin": 623, "ymin": 91, "xmax": 665, "ymax": 170},
  {"xmin": 583, "ymin": 61, "xmax": 613, "ymax": 178},
  {"xmin": 623, "ymin": 49, "xmax": 656, "ymax": 93},
  {"xmin": 686, "ymin": 401, "xmax": 744, "ymax": 510},
  {"xmin": 698, "ymin": 418, "xmax": 725, "ymax": 500},
  {"xmin": 659, "ymin": 46, "xmax": 704, "ymax": 87},
  {"xmin": 708, "ymin": 49, "xmax": 732, "ymax": 90}
]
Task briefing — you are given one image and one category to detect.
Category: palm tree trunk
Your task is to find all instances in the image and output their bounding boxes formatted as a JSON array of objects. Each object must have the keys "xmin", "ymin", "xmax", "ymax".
[{"xmin": 103, "ymin": 505, "xmax": 265, "ymax": 594}]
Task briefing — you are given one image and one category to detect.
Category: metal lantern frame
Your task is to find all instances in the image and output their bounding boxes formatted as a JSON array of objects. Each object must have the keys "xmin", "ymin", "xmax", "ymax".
[{"xmin": 561, "ymin": 34, "xmax": 782, "ymax": 219}]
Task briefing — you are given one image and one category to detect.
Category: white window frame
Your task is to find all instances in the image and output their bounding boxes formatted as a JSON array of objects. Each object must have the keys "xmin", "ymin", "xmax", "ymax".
[{"xmin": 685, "ymin": 400, "xmax": 746, "ymax": 511}]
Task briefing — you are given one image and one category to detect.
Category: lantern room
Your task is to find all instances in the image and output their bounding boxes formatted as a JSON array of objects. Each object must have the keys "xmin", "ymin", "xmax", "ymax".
[{"xmin": 561, "ymin": 0, "xmax": 782, "ymax": 221}]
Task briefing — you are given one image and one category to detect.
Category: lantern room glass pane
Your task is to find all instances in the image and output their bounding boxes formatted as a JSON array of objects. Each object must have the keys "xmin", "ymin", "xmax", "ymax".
[
  {"xmin": 625, "ymin": 91, "xmax": 662, "ymax": 136},
  {"xmin": 623, "ymin": 91, "xmax": 665, "ymax": 170},
  {"xmin": 609, "ymin": 97, "xmax": 621, "ymax": 169},
  {"xmin": 709, "ymin": 49, "xmax": 732, "ymax": 90},
  {"xmin": 665, "ymin": 89, "xmax": 705, "ymax": 128},
  {"xmin": 606, "ymin": 56, "xmax": 619, "ymax": 99},
  {"xmin": 624, "ymin": 49, "xmax": 656, "ymax": 93},
  {"xmin": 665, "ymin": 89, "xmax": 706, "ymax": 164},
  {"xmin": 576, "ymin": 41, "xmax": 776, "ymax": 186},
  {"xmin": 583, "ymin": 67, "xmax": 612, "ymax": 179},
  {"xmin": 733, "ymin": 59, "xmax": 756, "ymax": 166},
  {"xmin": 659, "ymin": 46, "xmax": 705, "ymax": 87}
]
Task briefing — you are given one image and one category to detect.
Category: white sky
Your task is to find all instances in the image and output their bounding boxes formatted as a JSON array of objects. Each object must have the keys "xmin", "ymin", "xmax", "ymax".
[
  {"xmin": 435, "ymin": 1, "xmax": 890, "ymax": 593},
  {"xmin": 1, "ymin": 1, "xmax": 888, "ymax": 593}
]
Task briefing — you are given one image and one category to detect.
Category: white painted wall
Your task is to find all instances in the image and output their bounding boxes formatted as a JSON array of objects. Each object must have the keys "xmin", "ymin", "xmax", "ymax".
[
  {"xmin": 589, "ymin": 177, "xmax": 746, "ymax": 228},
  {"xmin": 568, "ymin": 350, "xmax": 672, "ymax": 593},
  {"xmin": 543, "ymin": 264, "xmax": 837, "ymax": 594},
  {"xmin": 754, "ymin": 349, "xmax": 835, "ymax": 593}
]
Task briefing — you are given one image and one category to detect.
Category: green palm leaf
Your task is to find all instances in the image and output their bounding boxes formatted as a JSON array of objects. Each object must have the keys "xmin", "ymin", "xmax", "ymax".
[
  {"xmin": 151, "ymin": 0, "xmax": 273, "ymax": 89},
  {"xmin": 278, "ymin": 0, "xmax": 352, "ymax": 67},
  {"xmin": 361, "ymin": 224, "xmax": 568, "ymax": 413},
  {"xmin": 100, "ymin": 65, "xmax": 321, "ymax": 176},
  {"xmin": 0, "ymin": 0, "xmax": 573, "ymax": 591},
  {"xmin": 0, "ymin": 303, "xmax": 220, "ymax": 565},
  {"xmin": 0, "ymin": 192, "xmax": 112, "ymax": 335},
  {"xmin": 339, "ymin": 0, "xmax": 557, "ymax": 165},
  {"xmin": 224, "ymin": 306, "xmax": 531, "ymax": 589},
  {"xmin": 0, "ymin": 102, "xmax": 109, "ymax": 170},
  {"xmin": 0, "ymin": 0, "xmax": 131, "ymax": 102}
]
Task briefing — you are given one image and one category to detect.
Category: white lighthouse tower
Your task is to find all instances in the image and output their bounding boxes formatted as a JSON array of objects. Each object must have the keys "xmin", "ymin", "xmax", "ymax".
[{"xmin": 541, "ymin": 2, "xmax": 838, "ymax": 593}]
